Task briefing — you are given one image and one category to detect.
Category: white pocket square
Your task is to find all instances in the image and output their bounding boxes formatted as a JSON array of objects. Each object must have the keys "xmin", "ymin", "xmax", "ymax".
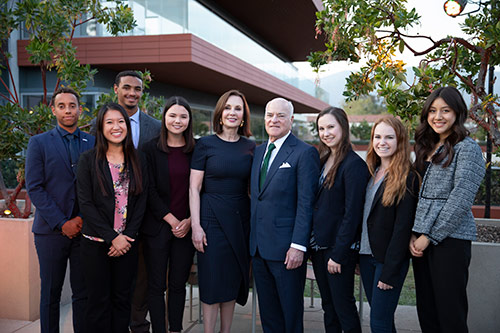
[{"xmin": 279, "ymin": 162, "xmax": 291, "ymax": 169}]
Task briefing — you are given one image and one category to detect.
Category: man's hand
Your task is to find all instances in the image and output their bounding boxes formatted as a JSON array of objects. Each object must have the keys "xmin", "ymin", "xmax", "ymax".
[
  {"xmin": 61, "ymin": 217, "xmax": 82, "ymax": 239},
  {"xmin": 284, "ymin": 247, "xmax": 304, "ymax": 270}
]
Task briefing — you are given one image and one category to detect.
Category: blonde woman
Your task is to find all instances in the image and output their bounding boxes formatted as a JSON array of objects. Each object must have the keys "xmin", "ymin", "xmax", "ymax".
[{"xmin": 359, "ymin": 116, "xmax": 419, "ymax": 332}]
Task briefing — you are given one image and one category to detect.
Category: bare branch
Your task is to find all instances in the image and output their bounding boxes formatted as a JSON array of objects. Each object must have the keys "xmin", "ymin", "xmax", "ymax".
[{"xmin": 377, "ymin": 29, "xmax": 436, "ymax": 44}]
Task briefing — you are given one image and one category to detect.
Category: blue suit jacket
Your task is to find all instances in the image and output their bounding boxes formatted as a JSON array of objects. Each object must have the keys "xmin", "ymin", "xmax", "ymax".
[
  {"xmin": 250, "ymin": 134, "xmax": 320, "ymax": 261},
  {"xmin": 311, "ymin": 149, "xmax": 369, "ymax": 264},
  {"xmin": 26, "ymin": 128, "xmax": 95, "ymax": 234}
]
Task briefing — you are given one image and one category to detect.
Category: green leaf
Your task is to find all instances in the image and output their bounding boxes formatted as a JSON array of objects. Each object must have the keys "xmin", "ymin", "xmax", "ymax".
[{"xmin": 399, "ymin": 39, "xmax": 405, "ymax": 54}]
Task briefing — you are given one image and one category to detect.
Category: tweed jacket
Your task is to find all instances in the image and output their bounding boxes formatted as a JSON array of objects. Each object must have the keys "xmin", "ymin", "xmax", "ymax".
[{"xmin": 412, "ymin": 136, "xmax": 485, "ymax": 244}]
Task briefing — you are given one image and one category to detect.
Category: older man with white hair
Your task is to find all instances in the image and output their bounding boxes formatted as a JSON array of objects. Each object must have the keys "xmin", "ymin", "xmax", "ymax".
[{"xmin": 250, "ymin": 97, "xmax": 320, "ymax": 332}]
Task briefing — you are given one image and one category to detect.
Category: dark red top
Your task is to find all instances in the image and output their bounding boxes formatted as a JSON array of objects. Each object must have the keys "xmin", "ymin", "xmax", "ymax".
[{"xmin": 167, "ymin": 146, "xmax": 190, "ymax": 220}]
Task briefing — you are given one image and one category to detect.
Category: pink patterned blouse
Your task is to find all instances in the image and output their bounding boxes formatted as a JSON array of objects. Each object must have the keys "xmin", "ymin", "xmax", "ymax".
[
  {"xmin": 109, "ymin": 162, "xmax": 129, "ymax": 234},
  {"xmin": 83, "ymin": 162, "xmax": 129, "ymax": 243}
]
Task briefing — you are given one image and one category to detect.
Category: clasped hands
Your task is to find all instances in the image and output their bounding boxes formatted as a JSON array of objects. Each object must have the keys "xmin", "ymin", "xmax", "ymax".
[
  {"xmin": 108, "ymin": 234, "xmax": 135, "ymax": 257},
  {"xmin": 409, "ymin": 234, "xmax": 430, "ymax": 257}
]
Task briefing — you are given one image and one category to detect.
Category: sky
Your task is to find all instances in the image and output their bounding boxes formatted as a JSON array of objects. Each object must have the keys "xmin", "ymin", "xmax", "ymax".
[{"xmin": 294, "ymin": 0, "xmax": 469, "ymax": 79}]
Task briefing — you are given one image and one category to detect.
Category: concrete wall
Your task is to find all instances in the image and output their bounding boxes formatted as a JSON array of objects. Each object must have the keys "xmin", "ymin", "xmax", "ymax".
[
  {"xmin": 0, "ymin": 217, "xmax": 39, "ymax": 320},
  {"xmin": 0, "ymin": 217, "xmax": 71, "ymax": 321},
  {"xmin": 468, "ymin": 242, "xmax": 500, "ymax": 333}
]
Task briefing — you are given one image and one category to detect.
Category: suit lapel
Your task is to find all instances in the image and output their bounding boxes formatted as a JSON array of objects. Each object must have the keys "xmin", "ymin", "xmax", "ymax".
[
  {"xmin": 252, "ymin": 143, "xmax": 266, "ymax": 190},
  {"xmin": 49, "ymin": 129, "xmax": 73, "ymax": 174},
  {"xmin": 369, "ymin": 179, "xmax": 385, "ymax": 217},
  {"xmin": 102, "ymin": 158, "xmax": 115, "ymax": 196},
  {"xmin": 79, "ymin": 133, "xmax": 93, "ymax": 152},
  {"xmin": 260, "ymin": 134, "xmax": 295, "ymax": 194},
  {"xmin": 138, "ymin": 112, "xmax": 149, "ymax": 147}
]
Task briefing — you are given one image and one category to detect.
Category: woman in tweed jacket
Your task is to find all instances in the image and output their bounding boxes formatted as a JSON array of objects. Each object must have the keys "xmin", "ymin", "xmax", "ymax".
[{"xmin": 410, "ymin": 87, "xmax": 485, "ymax": 333}]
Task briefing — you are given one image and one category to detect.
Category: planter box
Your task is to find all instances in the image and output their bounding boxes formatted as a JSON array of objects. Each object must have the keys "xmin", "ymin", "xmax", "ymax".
[
  {"xmin": 468, "ymin": 242, "xmax": 500, "ymax": 333},
  {"xmin": 0, "ymin": 217, "xmax": 40, "ymax": 321}
]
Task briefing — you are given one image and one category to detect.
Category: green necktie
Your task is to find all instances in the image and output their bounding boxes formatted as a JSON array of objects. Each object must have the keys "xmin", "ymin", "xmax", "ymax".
[{"xmin": 260, "ymin": 142, "xmax": 276, "ymax": 190}]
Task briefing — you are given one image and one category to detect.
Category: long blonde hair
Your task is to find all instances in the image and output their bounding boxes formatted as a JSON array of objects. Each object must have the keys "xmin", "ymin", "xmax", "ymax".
[{"xmin": 366, "ymin": 116, "xmax": 412, "ymax": 206}]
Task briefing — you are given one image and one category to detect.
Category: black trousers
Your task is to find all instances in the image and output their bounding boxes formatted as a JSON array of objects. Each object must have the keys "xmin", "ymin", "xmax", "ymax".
[
  {"xmin": 412, "ymin": 237, "xmax": 471, "ymax": 333},
  {"xmin": 144, "ymin": 228, "xmax": 195, "ymax": 333},
  {"xmin": 81, "ymin": 237, "xmax": 138, "ymax": 333},
  {"xmin": 310, "ymin": 249, "xmax": 361, "ymax": 333},
  {"xmin": 130, "ymin": 239, "xmax": 150, "ymax": 332}
]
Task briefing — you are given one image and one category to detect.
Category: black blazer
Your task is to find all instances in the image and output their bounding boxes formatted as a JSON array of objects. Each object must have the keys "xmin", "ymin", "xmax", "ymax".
[
  {"xmin": 140, "ymin": 137, "xmax": 192, "ymax": 236},
  {"xmin": 366, "ymin": 171, "xmax": 419, "ymax": 286},
  {"xmin": 312, "ymin": 149, "xmax": 370, "ymax": 265},
  {"xmin": 77, "ymin": 148, "xmax": 148, "ymax": 244}
]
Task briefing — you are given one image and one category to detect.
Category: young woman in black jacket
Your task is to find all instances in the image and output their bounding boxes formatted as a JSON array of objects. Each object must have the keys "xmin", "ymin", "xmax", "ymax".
[
  {"xmin": 141, "ymin": 96, "xmax": 196, "ymax": 333},
  {"xmin": 359, "ymin": 116, "xmax": 419, "ymax": 333},
  {"xmin": 310, "ymin": 107, "xmax": 369, "ymax": 333},
  {"xmin": 77, "ymin": 103, "xmax": 147, "ymax": 332}
]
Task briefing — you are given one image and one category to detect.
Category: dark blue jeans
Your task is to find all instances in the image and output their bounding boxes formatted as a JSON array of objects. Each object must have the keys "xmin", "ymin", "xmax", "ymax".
[{"xmin": 359, "ymin": 255, "xmax": 409, "ymax": 333}]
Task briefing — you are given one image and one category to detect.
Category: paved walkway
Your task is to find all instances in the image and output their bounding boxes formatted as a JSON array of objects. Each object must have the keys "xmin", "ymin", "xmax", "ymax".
[{"xmin": 0, "ymin": 288, "xmax": 421, "ymax": 332}]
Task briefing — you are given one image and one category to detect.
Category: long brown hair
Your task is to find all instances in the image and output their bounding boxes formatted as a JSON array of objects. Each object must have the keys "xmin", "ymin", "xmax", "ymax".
[
  {"xmin": 366, "ymin": 116, "xmax": 412, "ymax": 206},
  {"xmin": 212, "ymin": 90, "xmax": 252, "ymax": 137},
  {"xmin": 94, "ymin": 103, "xmax": 143, "ymax": 196},
  {"xmin": 316, "ymin": 107, "xmax": 351, "ymax": 189},
  {"xmin": 157, "ymin": 96, "xmax": 195, "ymax": 153},
  {"xmin": 414, "ymin": 86, "xmax": 468, "ymax": 170}
]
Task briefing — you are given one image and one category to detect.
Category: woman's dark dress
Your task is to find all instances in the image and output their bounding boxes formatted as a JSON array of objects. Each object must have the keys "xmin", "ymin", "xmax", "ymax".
[{"xmin": 191, "ymin": 135, "xmax": 255, "ymax": 305}]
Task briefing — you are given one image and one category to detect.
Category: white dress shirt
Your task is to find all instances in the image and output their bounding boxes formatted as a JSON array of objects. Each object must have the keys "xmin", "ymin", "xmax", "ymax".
[{"xmin": 129, "ymin": 110, "xmax": 140, "ymax": 149}]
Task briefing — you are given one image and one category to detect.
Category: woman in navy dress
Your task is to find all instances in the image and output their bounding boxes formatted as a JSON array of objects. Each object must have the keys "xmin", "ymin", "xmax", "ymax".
[{"xmin": 190, "ymin": 90, "xmax": 255, "ymax": 333}]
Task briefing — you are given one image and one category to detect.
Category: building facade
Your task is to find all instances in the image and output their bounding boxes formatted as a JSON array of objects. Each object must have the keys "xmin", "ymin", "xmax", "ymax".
[{"xmin": 8, "ymin": 0, "xmax": 330, "ymax": 140}]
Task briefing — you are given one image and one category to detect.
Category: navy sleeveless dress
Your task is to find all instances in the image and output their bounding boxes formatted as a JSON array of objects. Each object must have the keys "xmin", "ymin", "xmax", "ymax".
[{"xmin": 191, "ymin": 135, "xmax": 255, "ymax": 305}]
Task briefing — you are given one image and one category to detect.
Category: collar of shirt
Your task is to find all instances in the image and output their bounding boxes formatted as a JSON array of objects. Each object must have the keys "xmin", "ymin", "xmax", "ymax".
[
  {"xmin": 129, "ymin": 110, "xmax": 140, "ymax": 148},
  {"xmin": 262, "ymin": 131, "xmax": 291, "ymax": 167},
  {"xmin": 56, "ymin": 124, "xmax": 80, "ymax": 139}
]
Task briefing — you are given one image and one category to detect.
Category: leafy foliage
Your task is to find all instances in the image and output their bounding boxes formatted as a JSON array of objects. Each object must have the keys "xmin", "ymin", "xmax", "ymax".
[
  {"xmin": 350, "ymin": 120, "xmax": 372, "ymax": 141},
  {"xmin": 0, "ymin": 0, "xmax": 135, "ymax": 217},
  {"xmin": 310, "ymin": 0, "xmax": 500, "ymax": 146},
  {"xmin": 342, "ymin": 94, "xmax": 387, "ymax": 115}
]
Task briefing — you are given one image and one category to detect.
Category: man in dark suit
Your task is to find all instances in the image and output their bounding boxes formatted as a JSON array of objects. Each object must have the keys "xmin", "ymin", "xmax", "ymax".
[
  {"xmin": 26, "ymin": 87, "xmax": 95, "ymax": 333},
  {"xmin": 91, "ymin": 70, "xmax": 161, "ymax": 149},
  {"xmin": 250, "ymin": 97, "xmax": 320, "ymax": 332},
  {"xmin": 91, "ymin": 70, "xmax": 161, "ymax": 332}
]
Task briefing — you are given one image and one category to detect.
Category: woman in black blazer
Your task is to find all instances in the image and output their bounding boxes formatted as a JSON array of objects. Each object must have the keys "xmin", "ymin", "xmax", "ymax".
[
  {"xmin": 310, "ymin": 107, "xmax": 369, "ymax": 333},
  {"xmin": 358, "ymin": 116, "xmax": 419, "ymax": 333},
  {"xmin": 141, "ymin": 96, "xmax": 196, "ymax": 333},
  {"xmin": 77, "ymin": 103, "xmax": 148, "ymax": 333}
]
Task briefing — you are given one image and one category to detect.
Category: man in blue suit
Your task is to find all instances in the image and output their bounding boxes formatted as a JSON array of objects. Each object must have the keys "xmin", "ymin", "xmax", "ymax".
[
  {"xmin": 26, "ymin": 87, "xmax": 95, "ymax": 333},
  {"xmin": 250, "ymin": 98, "xmax": 320, "ymax": 332}
]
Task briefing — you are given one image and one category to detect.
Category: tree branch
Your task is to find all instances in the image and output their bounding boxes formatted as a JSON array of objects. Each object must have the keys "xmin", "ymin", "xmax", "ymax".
[{"xmin": 0, "ymin": 48, "xmax": 19, "ymax": 104}]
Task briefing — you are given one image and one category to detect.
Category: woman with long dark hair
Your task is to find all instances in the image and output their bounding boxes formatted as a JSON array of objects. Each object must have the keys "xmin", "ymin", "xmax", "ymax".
[
  {"xmin": 310, "ymin": 107, "xmax": 369, "ymax": 333},
  {"xmin": 190, "ymin": 90, "xmax": 255, "ymax": 333},
  {"xmin": 359, "ymin": 116, "xmax": 419, "ymax": 332},
  {"xmin": 141, "ymin": 96, "xmax": 196, "ymax": 333},
  {"xmin": 77, "ymin": 102, "xmax": 148, "ymax": 332},
  {"xmin": 410, "ymin": 86, "xmax": 484, "ymax": 333}
]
